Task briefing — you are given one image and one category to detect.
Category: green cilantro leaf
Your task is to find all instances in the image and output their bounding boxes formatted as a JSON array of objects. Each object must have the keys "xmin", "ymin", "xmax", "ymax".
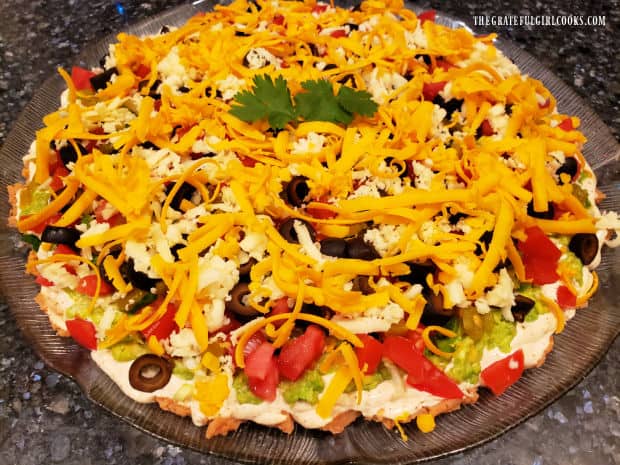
[
  {"xmin": 336, "ymin": 86, "xmax": 378, "ymax": 118},
  {"xmin": 294, "ymin": 79, "xmax": 354, "ymax": 125},
  {"xmin": 21, "ymin": 234, "xmax": 41, "ymax": 252},
  {"xmin": 229, "ymin": 74, "xmax": 296, "ymax": 130}
]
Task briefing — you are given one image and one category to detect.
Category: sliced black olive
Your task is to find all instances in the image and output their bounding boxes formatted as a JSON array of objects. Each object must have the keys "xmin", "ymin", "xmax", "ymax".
[
  {"xmin": 170, "ymin": 244, "xmax": 184, "ymax": 261},
  {"xmin": 556, "ymin": 157, "xmax": 578, "ymax": 182},
  {"xmin": 344, "ymin": 22, "xmax": 359, "ymax": 31},
  {"xmin": 138, "ymin": 78, "xmax": 161, "ymax": 93},
  {"xmin": 226, "ymin": 282, "xmax": 260, "ymax": 318},
  {"xmin": 308, "ymin": 43, "xmax": 322, "ymax": 57},
  {"xmin": 415, "ymin": 54, "xmax": 432, "ymax": 66},
  {"xmin": 351, "ymin": 275, "xmax": 375, "ymax": 295},
  {"xmin": 400, "ymin": 261, "xmax": 436, "ymax": 286},
  {"xmin": 511, "ymin": 294, "xmax": 535, "ymax": 323},
  {"xmin": 121, "ymin": 259, "xmax": 159, "ymax": 291},
  {"xmin": 90, "ymin": 67, "xmax": 118, "ymax": 91},
  {"xmin": 129, "ymin": 354, "xmax": 173, "ymax": 392},
  {"xmin": 239, "ymin": 257, "xmax": 257, "ymax": 276},
  {"xmin": 140, "ymin": 141, "xmax": 160, "ymax": 150},
  {"xmin": 345, "ymin": 236, "xmax": 380, "ymax": 260},
  {"xmin": 526, "ymin": 200, "xmax": 555, "ymax": 220},
  {"xmin": 159, "ymin": 25, "xmax": 171, "ymax": 34},
  {"xmin": 322, "ymin": 63, "xmax": 338, "ymax": 71},
  {"xmin": 297, "ymin": 304, "xmax": 333, "ymax": 329},
  {"xmin": 59, "ymin": 142, "xmax": 87, "ymax": 166},
  {"xmin": 278, "ymin": 218, "xmax": 316, "ymax": 244},
  {"xmin": 432, "ymin": 95, "xmax": 463, "ymax": 119},
  {"xmin": 320, "ymin": 237, "xmax": 347, "ymax": 258},
  {"xmin": 165, "ymin": 182, "xmax": 197, "ymax": 210},
  {"xmin": 285, "ymin": 176, "xmax": 310, "ymax": 207},
  {"xmin": 41, "ymin": 226, "xmax": 80, "ymax": 246},
  {"xmin": 448, "ymin": 211, "xmax": 468, "ymax": 225},
  {"xmin": 246, "ymin": 0, "xmax": 261, "ymax": 12},
  {"xmin": 337, "ymin": 74, "xmax": 356, "ymax": 86},
  {"xmin": 420, "ymin": 288, "xmax": 454, "ymax": 326},
  {"xmin": 569, "ymin": 233, "xmax": 599, "ymax": 266},
  {"xmin": 505, "ymin": 103, "xmax": 514, "ymax": 115},
  {"xmin": 474, "ymin": 230, "xmax": 494, "ymax": 256},
  {"xmin": 351, "ymin": 2, "xmax": 362, "ymax": 12},
  {"xmin": 235, "ymin": 30, "xmax": 250, "ymax": 37},
  {"xmin": 178, "ymin": 86, "xmax": 190, "ymax": 93}
]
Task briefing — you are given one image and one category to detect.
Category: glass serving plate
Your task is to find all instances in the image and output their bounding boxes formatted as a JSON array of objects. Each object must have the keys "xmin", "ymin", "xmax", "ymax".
[{"xmin": 0, "ymin": 1, "xmax": 618, "ymax": 463}]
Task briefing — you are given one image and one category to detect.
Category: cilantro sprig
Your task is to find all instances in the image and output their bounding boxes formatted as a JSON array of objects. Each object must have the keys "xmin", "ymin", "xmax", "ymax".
[{"xmin": 229, "ymin": 74, "xmax": 378, "ymax": 129}]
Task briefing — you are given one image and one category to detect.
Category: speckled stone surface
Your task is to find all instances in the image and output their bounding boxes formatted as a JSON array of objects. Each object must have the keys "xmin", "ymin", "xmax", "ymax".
[{"xmin": 0, "ymin": 1, "xmax": 618, "ymax": 464}]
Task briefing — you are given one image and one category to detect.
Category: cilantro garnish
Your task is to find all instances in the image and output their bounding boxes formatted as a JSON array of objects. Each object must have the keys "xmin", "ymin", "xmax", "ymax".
[
  {"xmin": 229, "ymin": 74, "xmax": 295, "ymax": 130},
  {"xmin": 229, "ymin": 74, "xmax": 378, "ymax": 129},
  {"xmin": 21, "ymin": 234, "xmax": 41, "ymax": 252}
]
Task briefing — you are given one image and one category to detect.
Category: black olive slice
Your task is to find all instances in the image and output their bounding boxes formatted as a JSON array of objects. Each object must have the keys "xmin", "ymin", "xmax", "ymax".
[
  {"xmin": 129, "ymin": 354, "xmax": 173, "ymax": 392},
  {"xmin": 285, "ymin": 176, "xmax": 310, "ymax": 207},
  {"xmin": 278, "ymin": 218, "xmax": 316, "ymax": 244},
  {"xmin": 400, "ymin": 261, "xmax": 436, "ymax": 286},
  {"xmin": 121, "ymin": 259, "xmax": 159, "ymax": 291},
  {"xmin": 41, "ymin": 226, "xmax": 81, "ymax": 246},
  {"xmin": 351, "ymin": 275, "xmax": 375, "ymax": 295},
  {"xmin": 226, "ymin": 282, "xmax": 260, "ymax": 318},
  {"xmin": 235, "ymin": 30, "xmax": 250, "ymax": 37},
  {"xmin": 58, "ymin": 142, "xmax": 87, "ymax": 166},
  {"xmin": 568, "ymin": 233, "xmax": 599, "ymax": 266},
  {"xmin": 90, "ymin": 67, "xmax": 118, "ymax": 91},
  {"xmin": 448, "ymin": 211, "xmax": 468, "ymax": 225},
  {"xmin": 556, "ymin": 157, "xmax": 578, "ymax": 182},
  {"xmin": 239, "ymin": 257, "xmax": 257, "ymax": 276},
  {"xmin": 345, "ymin": 236, "xmax": 379, "ymax": 260},
  {"xmin": 344, "ymin": 22, "xmax": 359, "ymax": 31},
  {"xmin": 432, "ymin": 95, "xmax": 463, "ymax": 119},
  {"xmin": 526, "ymin": 200, "xmax": 555, "ymax": 220},
  {"xmin": 475, "ymin": 230, "xmax": 494, "ymax": 256},
  {"xmin": 420, "ymin": 288, "xmax": 454, "ymax": 326},
  {"xmin": 296, "ymin": 304, "xmax": 333, "ymax": 329},
  {"xmin": 166, "ymin": 182, "xmax": 197, "ymax": 210},
  {"xmin": 319, "ymin": 238, "xmax": 347, "ymax": 258},
  {"xmin": 511, "ymin": 295, "xmax": 535, "ymax": 323},
  {"xmin": 414, "ymin": 54, "xmax": 432, "ymax": 66}
]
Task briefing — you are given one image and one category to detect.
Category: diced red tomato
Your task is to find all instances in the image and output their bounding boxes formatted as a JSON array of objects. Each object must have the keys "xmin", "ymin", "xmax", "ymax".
[
  {"xmin": 479, "ymin": 120, "xmax": 494, "ymax": 136},
  {"xmin": 406, "ymin": 327, "xmax": 426, "ymax": 353},
  {"xmin": 219, "ymin": 315, "xmax": 242, "ymax": 334},
  {"xmin": 77, "ymin": 275, "xmax": 115, "ymax": 297},
  {"xmin": 66, "ymin": 318, "xmax": 98, "ymax": 350},
  {"xmin": 245, "ymin": 341, "xmax": 276, "ymax": 381},
  {"xmin": 135, "ymin": 63, "xmax": 151, "ymax": 79},
  {"xmin": 383, "ymin": 336, "xmax": 463, "ymax": 399},
  {"xmin": 273, "ymin": 14, "xmax": 285, "ymax": 25},
  {"xmin": 355, "ymin": 334, "xmax": 383, "ymax": 375},
  {"xmin": 142, "ymin": 302, "xmax": 179, "ymax": 341},
  {"xmin": 538, "ymin": 98, "xmax": 551, "ymax": 109},
  {"xmin": 330, "ymin": 29, "xmax": 347, "ymax": 38},
  {"xmin": 481, "ymin": 349, "xmax": 524, "ymax": 395},
  {"xmin": 422, "ymin": 81, "xmax": 446, "ymax": 101},
  {"xmin": 29, "ymin": 213, "xmax": 62, "ymax": 235},
  {"xmin": 558, "ymin": 118, "xmax": 573, "ymax": 131},
  {"xmin": 277, "ymin": 325, "xmax": 326, "ymax": 381},
  {"xmin": 518, "ymin": 226, "xmax": 562, "ymax": 285},
  {"xmin": 312, "ymin": 4, "xmax": 328, "ymax": 14},
  {"xmin": 417, "ymin": 9, "xmax": 436, "ymax": 24},
  {"xmin": 243, "ymin": 332, "xmax": 267, "ymax": 360},
  {"xmin": 248, "ymin": 355, "xmax": 279, "ymax": 401},
  {"xmin": 268, "ymin": 297, "xmax": 290, "ymax": 328},
  {"xmin": 239, "ymin": 155, "xmax": 257, "ymax": 167},
  {"xmin": 35, "ymin": 275, "xmax": 54, "ymax": 287},
  {"xmin": 435, "ymin": 59, "xmax": 455, "ymax": 72},
  {"xmin": 557, "ymin": 285, "xmax": 577, "ymax": 309},
  {"xmin": 53, "ymin": 244, "xmax": 78, "ymax": 256},
  {"xmin": 50, "ymin": 165, "xmax": 70, "ymax": 192},
  {"xmin": 71, "ymin": 66, "xmax": 96, "ymax": 91},
  {"xmin": 94, "ymin": 201, "xmax": 123, "ymax": 227}
]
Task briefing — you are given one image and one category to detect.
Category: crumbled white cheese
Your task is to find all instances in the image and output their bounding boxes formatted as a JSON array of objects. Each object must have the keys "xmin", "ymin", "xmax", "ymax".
[
  {"xmin": 477, "ymin": 268, "xmax": 516, "ymax": 321},
  {"xmin": 165, "ymin": 328, "xmax": 201, "ymax": 357},
  {"xmin": 363, "ymin": 224, "xmax": 405, "ymax": 257},
  {"xmin": 456, "ymin": 42, "xmax": 519, "ymax": 79},
  {"xmin": 409, "ymin": 160, "xmax": 434, "ymax": 190},
  {"xmin": 216, "ymin": 74, "xmax": 246, "ymax": 101},
  {"xmin": 404, "ymin": 23, "xmax": 427, "ymax": 48},
  {"xmin": 239, "ymin": 231, "xmax": 268, "ymax": 261},
  {"xmin": 331, "ymin": 302, "xmax": 404, "ymax": 334},
  {"xmin": 293, "ymin": 220, "xmax": 324, "ymax": 263},
  {"xmin": 244, "ymin": 47, "xmax": 280, "ymax": 69},
  {"xmin": 197, "ymin": 253, "xmax": 239, "ymax": 300},
  {"xmin": 157, "ymin": 46, "xmax": 190, "ymax": 90},
  {"xmin": 291, "ymin": 132, "xmax": 326, "ymax": 154},
  {"xmin": 487, "ymin": 103, "xmax": 510, "ymax": 138},
  {"xmin": 362, "ymin": 68, "xmax": 407, "ymax": 104}
]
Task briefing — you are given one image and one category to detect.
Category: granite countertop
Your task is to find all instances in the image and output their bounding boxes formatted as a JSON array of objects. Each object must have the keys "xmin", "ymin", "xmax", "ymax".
[{"xmin": 0, "ymin": 1, "xmax": 618, "ymax": 464}]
